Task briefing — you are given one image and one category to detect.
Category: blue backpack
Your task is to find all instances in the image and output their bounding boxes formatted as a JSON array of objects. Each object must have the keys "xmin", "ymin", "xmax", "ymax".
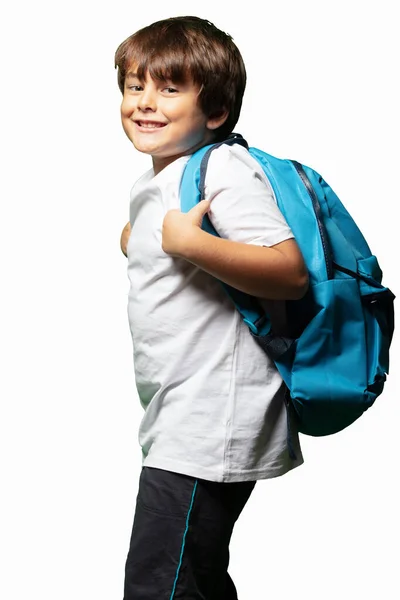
[{"xmin": 180, "ymin": 134, "xmax": 395, "ymax": 439}]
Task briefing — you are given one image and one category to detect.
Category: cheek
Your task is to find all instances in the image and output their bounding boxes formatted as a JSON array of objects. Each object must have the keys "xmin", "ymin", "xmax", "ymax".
[
  {"xmin": 120, "ymin": 104, "xmax": 133, "ymax": 139},
  {"xmin": 120, "ymin": 96, "xmax": 134, "ymax": 119}
]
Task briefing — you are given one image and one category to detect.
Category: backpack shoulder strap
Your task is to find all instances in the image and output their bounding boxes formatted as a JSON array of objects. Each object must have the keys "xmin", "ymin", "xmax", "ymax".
[
  {"xmin": 180, "ymin": 134, "xmax": 270, "ymax": 336},
  {"xmin": 180, "ymin": 133, "xmax": 248, "ymax": 233}
]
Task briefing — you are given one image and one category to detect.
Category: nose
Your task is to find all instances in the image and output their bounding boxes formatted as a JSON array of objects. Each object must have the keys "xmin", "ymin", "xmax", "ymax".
[{"xmin": 137, "ymin": 86, "xmax": 157, "ymax": 112}]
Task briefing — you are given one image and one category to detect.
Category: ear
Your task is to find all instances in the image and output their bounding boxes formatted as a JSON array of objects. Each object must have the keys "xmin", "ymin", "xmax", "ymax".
[{"xmin": 206, "ymin": 109, "xmax": 229, "ymax": 131}]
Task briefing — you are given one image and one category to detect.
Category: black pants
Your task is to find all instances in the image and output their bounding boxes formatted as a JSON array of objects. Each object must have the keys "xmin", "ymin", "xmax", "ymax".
[{"xmin": 123, "ymin": 467, "xmax": 256, "ymax": 599}]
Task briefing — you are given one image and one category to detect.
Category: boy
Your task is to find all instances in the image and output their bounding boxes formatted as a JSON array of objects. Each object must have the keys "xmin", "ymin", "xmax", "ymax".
[{"xmin": 115, "ymin": 16, "xmax": 308, "ymax": 600}]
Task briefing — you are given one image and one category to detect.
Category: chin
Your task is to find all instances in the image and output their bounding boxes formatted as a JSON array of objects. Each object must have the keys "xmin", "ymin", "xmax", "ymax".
[{"xmin": 132, "ymin": 140, "xmax": 159, "ymax": 155}]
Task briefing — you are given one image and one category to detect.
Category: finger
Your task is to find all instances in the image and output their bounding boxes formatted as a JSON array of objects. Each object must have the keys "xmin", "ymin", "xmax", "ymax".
[
  {"xmin": 120, "ymin": 236, "xmax": 128, "ymax": 257},
  {"xmin": 120, "ymin": 222, "xmax": 130, "ymax": 257},
  {"xmin": 189, "ymin": 200, "xmax": 211, "ymax": 220}
]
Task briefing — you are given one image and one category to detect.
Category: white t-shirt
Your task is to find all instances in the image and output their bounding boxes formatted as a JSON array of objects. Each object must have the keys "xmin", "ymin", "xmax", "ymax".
[{"xmin": 127, "ymin": 143, "xmax": 303, "ymax": 482}]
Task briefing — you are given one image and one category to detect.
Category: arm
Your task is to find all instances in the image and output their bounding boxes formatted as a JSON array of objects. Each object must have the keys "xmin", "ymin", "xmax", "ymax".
[{"xmin": 162, "ymin": 200, "xmax": 308, "ymax": 301}]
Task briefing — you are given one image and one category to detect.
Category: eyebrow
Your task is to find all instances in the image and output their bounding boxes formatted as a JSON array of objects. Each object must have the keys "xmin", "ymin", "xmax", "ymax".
[{"xmin": 125, "ymin": 72, "xmax": 139, "ymax": 80}]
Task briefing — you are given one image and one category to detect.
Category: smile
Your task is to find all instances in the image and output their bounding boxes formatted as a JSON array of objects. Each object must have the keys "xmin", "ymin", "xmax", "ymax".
[{"xmin": 135, "ymin": 121, "xmax": 167, "ymax": 129}]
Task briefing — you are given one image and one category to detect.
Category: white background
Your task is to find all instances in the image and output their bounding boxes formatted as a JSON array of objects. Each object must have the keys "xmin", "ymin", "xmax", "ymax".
[{"xmin": 1, "ymin": 1, "xmax": 399, "ymax": 599}]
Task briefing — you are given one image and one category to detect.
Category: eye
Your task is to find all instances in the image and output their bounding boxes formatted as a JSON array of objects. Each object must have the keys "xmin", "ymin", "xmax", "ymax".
[
  {"xmin": 163, "ymin": 86, "xmax": 178, "ymax": 94},
  {"xmin": 127, "ymin": 85, "xmax": 143, "ymax": 92}
]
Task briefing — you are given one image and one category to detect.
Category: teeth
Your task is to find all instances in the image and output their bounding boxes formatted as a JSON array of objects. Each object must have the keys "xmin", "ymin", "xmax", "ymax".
[{"xmin": 138, "ymin": 122, "xmax": 164, "ymax": 128}]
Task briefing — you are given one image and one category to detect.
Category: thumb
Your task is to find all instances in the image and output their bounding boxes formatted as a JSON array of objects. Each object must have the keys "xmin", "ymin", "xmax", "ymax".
[{"xmin": 189, "ymin": 199, "xmax": 211, "ymax": 225}]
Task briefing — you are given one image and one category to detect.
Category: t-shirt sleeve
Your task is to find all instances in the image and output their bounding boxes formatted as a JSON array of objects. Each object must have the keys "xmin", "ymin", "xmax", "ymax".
[{"xmin": 205, "ymin": 144, "xmax": 293, "ymax": 247}]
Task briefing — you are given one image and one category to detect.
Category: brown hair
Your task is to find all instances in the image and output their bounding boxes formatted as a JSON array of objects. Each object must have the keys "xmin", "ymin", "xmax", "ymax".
[{"xmin": 114, "ymin": 16, "xmax": 246, "ymax": 141}]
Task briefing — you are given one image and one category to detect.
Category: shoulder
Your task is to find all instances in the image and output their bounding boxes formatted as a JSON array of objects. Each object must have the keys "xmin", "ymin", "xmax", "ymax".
[
  {"xmin": 204, "ymin": 141, "xmax": 293, "ymax": 246},
  {"xmin": 205, "ymin": 142, "xmax": 273, "ymax": 194},
  {"xmin": 207, "ymin": 142, "xmax": 261, "ymax": 169}
]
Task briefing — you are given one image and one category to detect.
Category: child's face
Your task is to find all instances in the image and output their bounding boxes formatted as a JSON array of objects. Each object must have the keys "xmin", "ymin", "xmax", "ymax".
[{"xmin": 121, "ymin": 67, "xmax": 223, "ymax": 174}]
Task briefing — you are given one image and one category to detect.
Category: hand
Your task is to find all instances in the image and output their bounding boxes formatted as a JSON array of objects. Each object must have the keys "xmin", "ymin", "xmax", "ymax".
[
  {"xmin": 120, "ymin": 221, "xmax": 131, "ymax": 257},
  {"xmin": 162, "ymin": 200, "xmax": 211, "ymax": 257}
]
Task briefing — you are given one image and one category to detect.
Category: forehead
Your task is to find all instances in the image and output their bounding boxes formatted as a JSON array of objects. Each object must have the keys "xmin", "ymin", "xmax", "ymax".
[{"xmin": 124, "ymin": 53, "xmax": 195, "ymax": 85}]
